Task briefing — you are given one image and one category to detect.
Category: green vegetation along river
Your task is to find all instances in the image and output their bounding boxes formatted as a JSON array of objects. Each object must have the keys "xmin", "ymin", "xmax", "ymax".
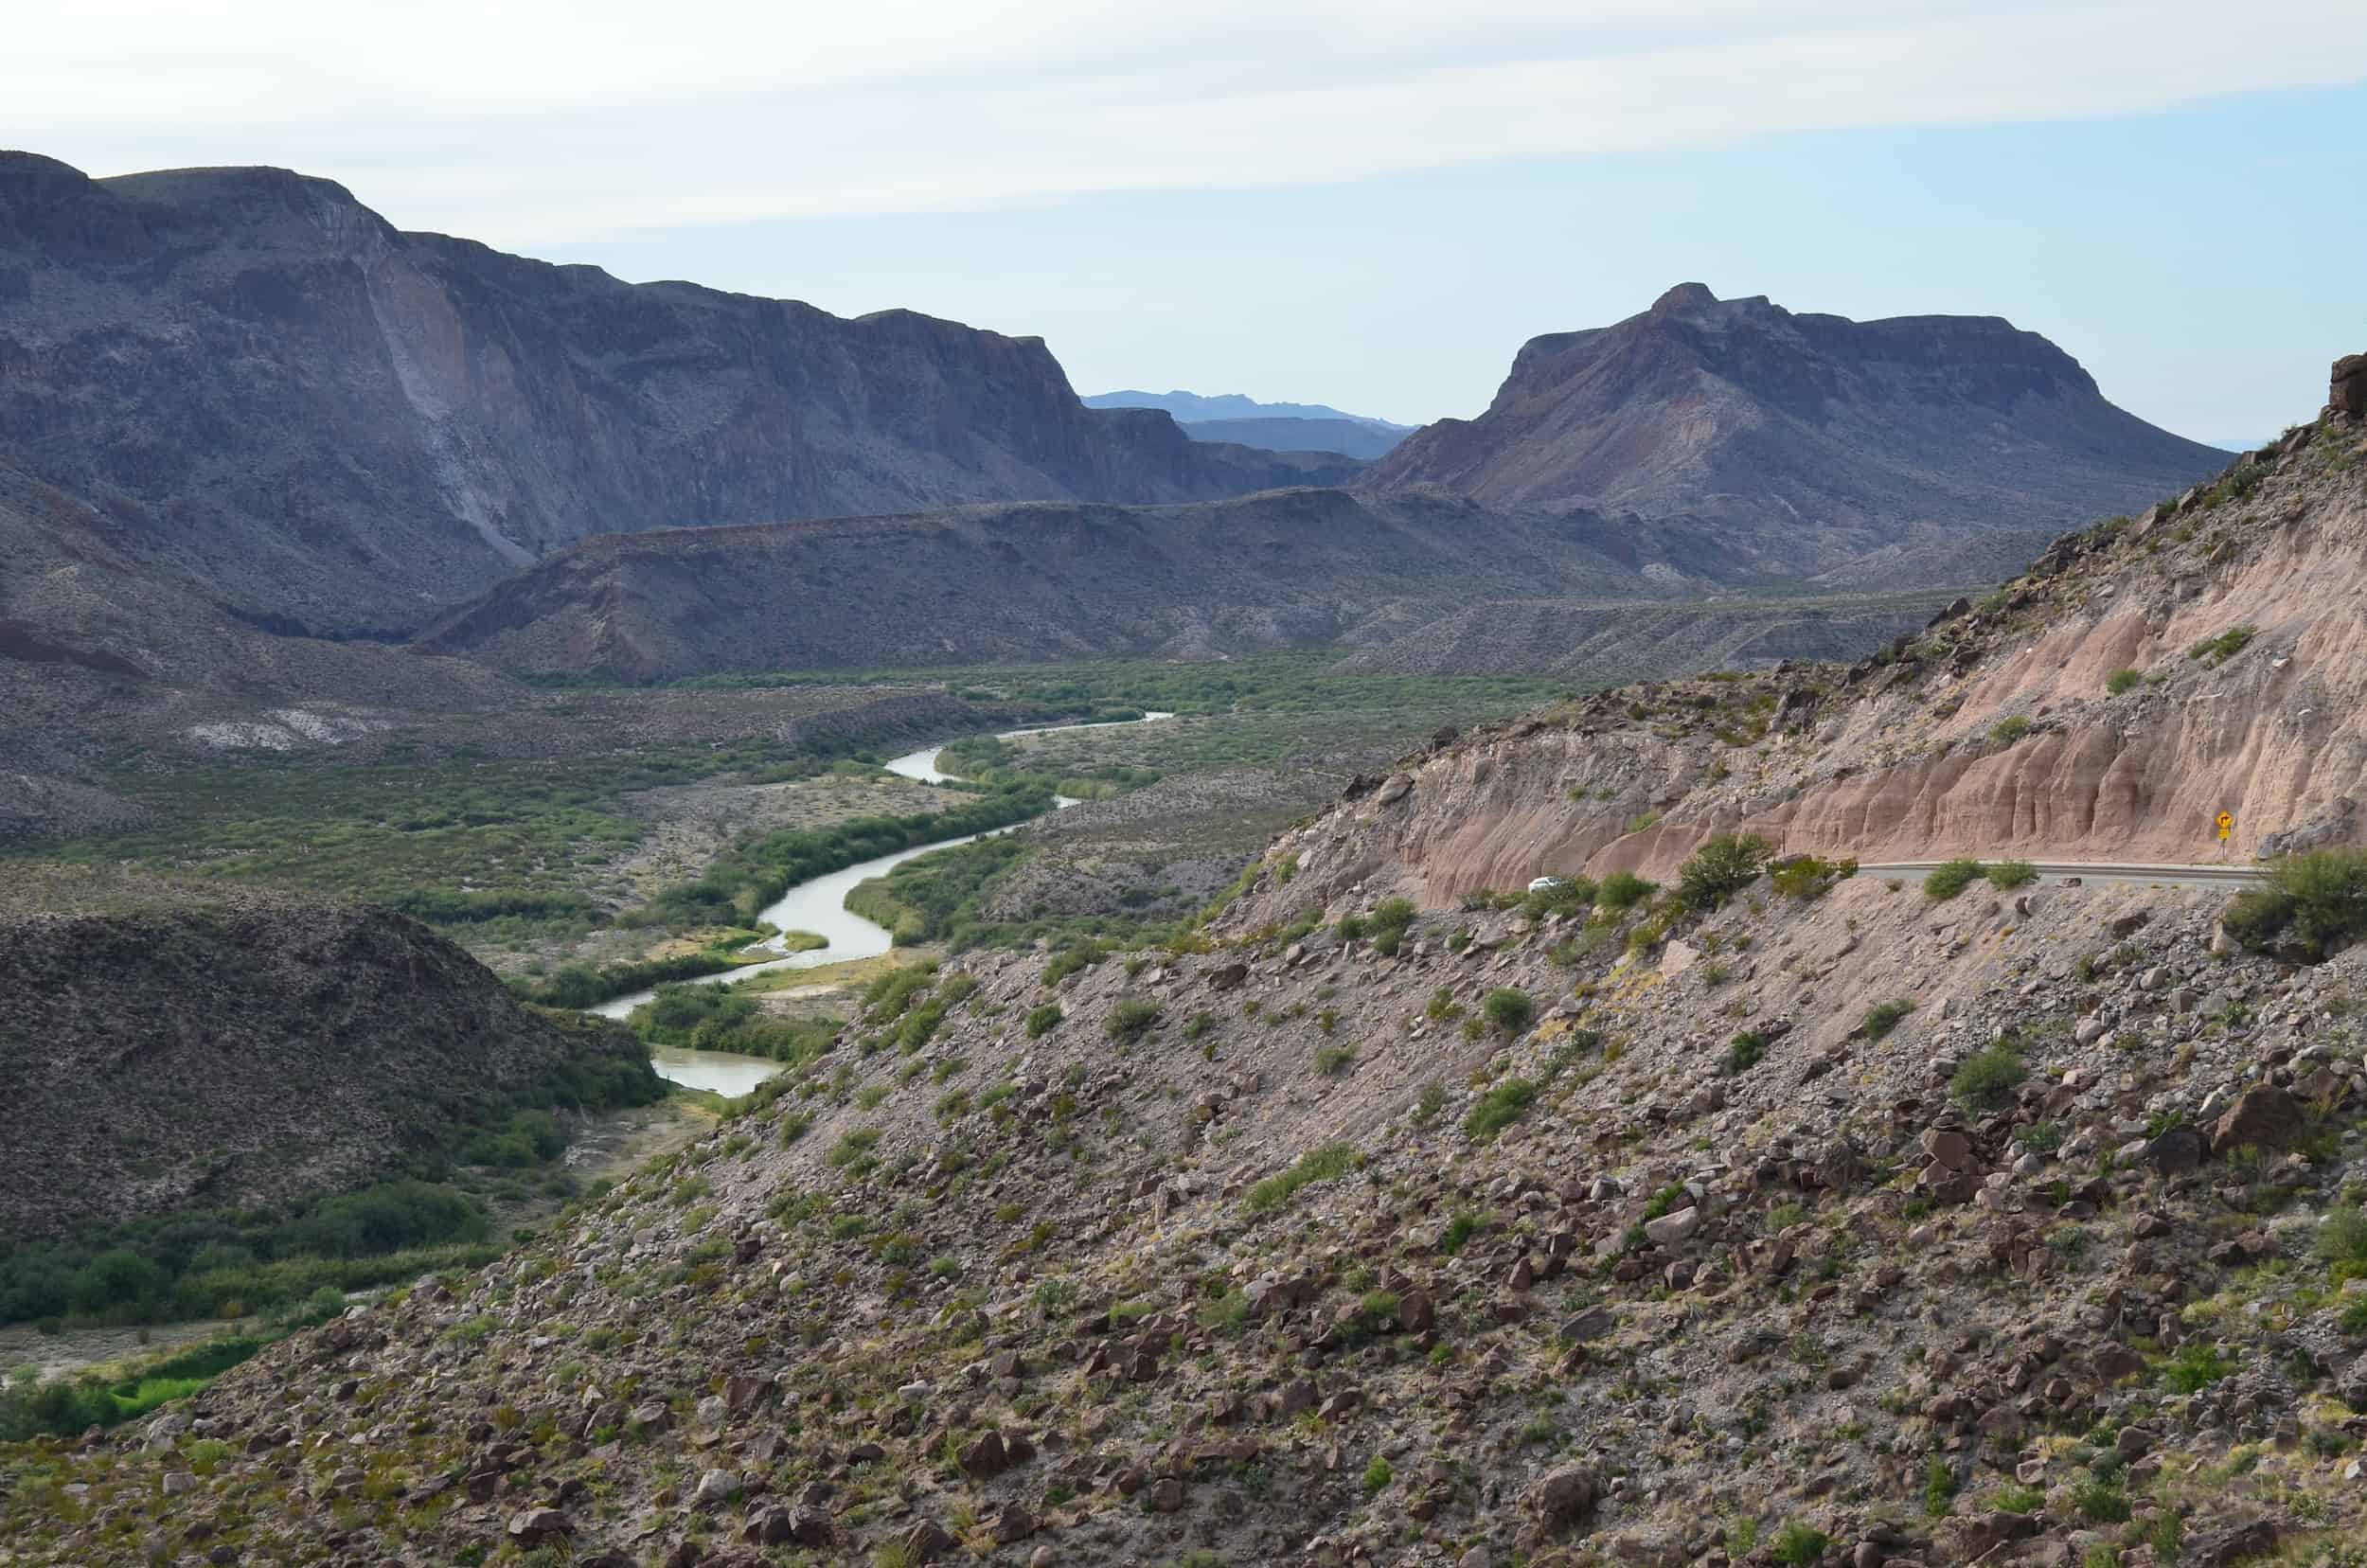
[{"xmin": 592, "ymin": 714, "xmax": 1171, "ymax": 1089}]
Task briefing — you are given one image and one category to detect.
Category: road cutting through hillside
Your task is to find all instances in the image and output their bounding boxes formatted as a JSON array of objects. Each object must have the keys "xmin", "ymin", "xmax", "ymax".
[{"xmin": 1853, "ymin": 860, "xmax": 2265, "ymax": 889}]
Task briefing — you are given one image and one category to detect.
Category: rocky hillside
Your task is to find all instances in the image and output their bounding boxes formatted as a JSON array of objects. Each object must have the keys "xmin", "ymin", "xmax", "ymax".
[
  {"xmin": 1364, "ymin": 283, "xmax": 2227, "ymax": 585},
  {"xmin": 1262, "ymin": 371, "xmax": 2367, "ymax": 912},
  {"xmin": 11, "ymin": 371, "xmax": 2367, "ymax": 1568},
  {"xmin": 410, "ymin": 490, "xmax": 1687, "ymax": 681},
  {"xmin": 0, "ymin": 877, "xmax": 658, "ymax": 1241},
  {"xmin": 1181, "ymin": 417, "xmax": 1407, "ymax": 460},
  {"xmin": 0, "ymin": 152, "xmax": 1348, "ymax": 641}
]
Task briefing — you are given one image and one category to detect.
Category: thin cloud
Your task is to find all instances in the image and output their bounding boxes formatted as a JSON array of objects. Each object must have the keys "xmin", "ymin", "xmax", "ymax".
[{"xmin": 11, "ymin": 1, "xmax": 2367, "ymax": 245}]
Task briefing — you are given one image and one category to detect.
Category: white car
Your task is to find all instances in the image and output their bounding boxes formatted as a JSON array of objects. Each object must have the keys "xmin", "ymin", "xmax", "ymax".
[{"xmin": 1527, "ymin": 875, "xmax": 1568, "ymax": 894}]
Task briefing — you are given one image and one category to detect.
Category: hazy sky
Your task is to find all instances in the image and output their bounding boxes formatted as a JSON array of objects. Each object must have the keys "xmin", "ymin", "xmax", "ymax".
[{"xmin": 14, "ymin": 1, "xmax": 2367, "ymax": 440}]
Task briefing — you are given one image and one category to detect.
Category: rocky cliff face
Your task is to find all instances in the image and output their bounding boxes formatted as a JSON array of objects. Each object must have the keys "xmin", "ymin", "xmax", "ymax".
[
  {"xmin": 1364, "ymin": 283, "xmax": 2227, "ymax": 584},
  {"xmin": 0, "ymin": 881, "xmax": 657, "ymax": 1241},
  {"xmin": 1244, "ymin": 390, "xmax": 2367, "ymax": 914},
  {"xmin": 0, "ymin": 152, "xmax": 1350, "ymax": 637},
  {"xmin": 410, "ymin": 489, "xmax": 1674, "ymax": 681}
]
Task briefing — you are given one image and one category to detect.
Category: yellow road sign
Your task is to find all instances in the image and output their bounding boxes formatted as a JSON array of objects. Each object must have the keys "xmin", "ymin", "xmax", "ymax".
[{"xmin": 2216, "ymin": 811, "xmax": 2234, "ymax": 841}]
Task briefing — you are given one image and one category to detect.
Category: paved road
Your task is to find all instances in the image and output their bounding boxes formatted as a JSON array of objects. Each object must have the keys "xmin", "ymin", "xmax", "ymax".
[{"xmin": 1854, "ymin": 860, "xmax": 2264, "ymax": 890}]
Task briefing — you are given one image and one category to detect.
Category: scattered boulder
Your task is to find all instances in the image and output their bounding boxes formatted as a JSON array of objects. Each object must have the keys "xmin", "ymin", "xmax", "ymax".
[
  {"xmin": 1526, "ymin": 1464, "xmax": 1598, "ymax": 1529},
  {"xmin": 2210, "ymin": 1085, "xmax": 2305, "ymax": 1154}
]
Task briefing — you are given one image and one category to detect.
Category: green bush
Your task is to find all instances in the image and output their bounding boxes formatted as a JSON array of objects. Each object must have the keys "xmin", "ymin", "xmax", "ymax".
[
  {"xmin": 1924, "ymin": 859, "xmax": 1984, "ymax": 900},
  {"xmin": 2222, "ymin": 848, "xmax": 2367, "ymax": 957},
  {"xmin": 2162, "ymin": 1342, "xmax": 2235, "ymax": 1393},
  {"xmin": 1985, "ymin": 861, "xmax": 2038, "ymax": 889},
  {"xmin": 1951, "ymin": 1043, "xmax": 2027, "ymax": 1111},
  {"xmin": 1721, "ymin": 1030, "xmax": 1767, "ymax": 1075},
  {"xmin": 2187, "ymin": 625, "xmax": 2257, "ymax": 667},
  {"xmin": 1105, "ymin": 998, "xmax": 1162, "ymax": 1042},
  {"xmin": 1676, "ymin": 833, "xmax": 1774, "ymax": 911},
  {"xmin": 1463, "ymin": 1078, "xmax": 1538, "ymax": 1142},
  {"xmin": 2106, "ymin": 668, "xmax": 2143, "ymax": 695},
  {"xmin": 1482, "ymin": 988, "xmax": 1535, "ymax": 1034},
  {"xmin": 1024, "ymin": 1004, "xmax": 1062, "ymax": 1039},
  {"xmin": 1244, "ymin": 1143, "xmax": 1356, "ymax": 1213},
  {"xmin": 1597, "ymin": 870, "xmax": 1657, "ymax": 911},
  {"xmin": 1770, "ymin": 855, "xmax": 1855, "ymax": 900},
  {"xmin": 1520, "ymin": 877, "xmax": 1596, "ymax": 919},
  {"xmin": 1860, "ymin": 999, "xmax": 1915, "ymax": 1042},
  {"xmin": 1771, "ymin": 1523, "xmax": 1830, "ymax": 1565}
]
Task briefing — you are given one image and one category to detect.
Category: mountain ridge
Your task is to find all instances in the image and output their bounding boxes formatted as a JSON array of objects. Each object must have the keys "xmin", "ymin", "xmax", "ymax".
[
  {"xmin": 1363, "ymin": 282, "xmax": 2226, "ymax": 568},
  {"xmin": 0, "ymin": 152, "xmax": 1351, "ymax": 640}
]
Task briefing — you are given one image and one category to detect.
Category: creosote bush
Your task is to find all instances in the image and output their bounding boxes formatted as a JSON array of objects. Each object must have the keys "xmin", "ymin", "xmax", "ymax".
[
  {"xmin": 1463, "ymin": 1078, "xmax": 1538, "ymax": 1142},
  {"xmin": 1104, "ymin": 997, "xmax": 1162, "ymax": 1042},
  {"xmin": 1676, "ymin": 833, "xmax": 1773, "ymax": 911},
  {"xmin": 2106, "ymin": 668, "xmax": 2143, "ymax": 695},
  {"xmin": 1985, "ymin": 861, "xmax": 2038, "ymax": 889},
  {"xmin": 1860, "ymin": 999, "xmax": 1915, "ymax": 1041},
  {"xmin": 1951, "ymin": 1043, "xmax": 2027, "ymax": 1111},
  {"xmin": 2220, "ymin": 848, "xmax": 2367, "ymax": 957},
  {"xmin": 1596, "ymin": 870, "xmax": 1657, "ymax": 911},
  {"xmin": 1924, "ymin": 859, "xmax": 1984, "ymax": 900},
  {"xmin": 1023, "ymin": 1003, "xmax": 1062, "ymax": 1039},
  {"xmin": 1482, "ymin": 987, "xmax": 1535, "ymax": 1035},
  {"xmin": 1244, "ymin": 1143, "xmax": 1355, "ymax": 1213}
]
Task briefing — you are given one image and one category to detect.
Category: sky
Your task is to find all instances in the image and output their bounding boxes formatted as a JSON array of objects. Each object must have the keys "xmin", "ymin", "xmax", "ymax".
[{"xmin": 10, "ymin": 1, "xmax": 2366, "ymax": 442}]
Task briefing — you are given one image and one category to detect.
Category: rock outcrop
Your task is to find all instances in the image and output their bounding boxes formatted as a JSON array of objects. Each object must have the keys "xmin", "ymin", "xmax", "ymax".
[
  {"xmin": 0, "ymin": 151, "xmax": 1353, "ymax": 639},
  {"xmin": 0, "ymin": 881, "xmax": 659, "ymax": 1240},
  {"xmin": 1363, "ymin": 282, "xmax": 2228, "ymax": 586}
]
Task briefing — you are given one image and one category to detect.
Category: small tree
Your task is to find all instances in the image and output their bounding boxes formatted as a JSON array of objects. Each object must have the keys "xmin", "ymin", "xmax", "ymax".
[
  {"xmin": 1482, "ymin": 988, "xmax": 1535, "ymax": 1034},
  {"xmin": 1676, "ymin": 833, "xmax": 1774, "ymax": 911}
]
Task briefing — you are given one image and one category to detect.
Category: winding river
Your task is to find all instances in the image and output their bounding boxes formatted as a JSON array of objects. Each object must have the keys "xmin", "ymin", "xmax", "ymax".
[{"xmin": 593, "ymin": 712, "xmax": 1170, "ymax": 1092}]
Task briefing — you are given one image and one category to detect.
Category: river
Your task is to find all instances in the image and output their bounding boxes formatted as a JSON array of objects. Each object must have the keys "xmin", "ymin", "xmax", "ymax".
[{"xmin": 594, "ymin": 712, "xmax": 1170, "ymax": 1093}]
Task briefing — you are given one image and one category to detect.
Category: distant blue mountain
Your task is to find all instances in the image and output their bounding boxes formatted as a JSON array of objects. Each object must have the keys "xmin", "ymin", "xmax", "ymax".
[{"xmin": 1085, "ymin": 389, "xmax": 1415, "ymax": 434}]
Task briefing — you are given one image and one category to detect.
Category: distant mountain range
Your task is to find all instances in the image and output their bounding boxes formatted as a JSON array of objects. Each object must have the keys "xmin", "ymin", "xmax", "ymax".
[
  {"xmin": 1364, "ymin": 282, "xmax": 2227, "ymax": 582},
  {"xmin": 1085, "ymin": 389, "xmax": 1415, "ymax": 431},
  {"xmin": 0, "ymin": 152, "xmax": 1355, "ymax": 640},
  {"xmin": 1085, "ymin": 390, "xmax": 1415, "ymax": 458}
]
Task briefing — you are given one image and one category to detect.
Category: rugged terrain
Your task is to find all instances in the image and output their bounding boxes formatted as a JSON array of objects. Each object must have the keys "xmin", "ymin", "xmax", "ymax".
[
  {"xmin": 1365, "ymin": 284, "xmax": 2227, "ymax": 586},
  {"xmin": 0, "ymin": 873, "xmax": 658, "ymax": 1241},
  {"xmin": 7, "ymin": 379, "xmax": 2363, "ymax": 1568},
  {"xmin": 0, "ymin": 152, "xmax": 1347, "ymax": 644},
  {"xmin": 1269, "ymin": 400, "xmax": 2367, "ymax": 912},
  {"xmin": 410, "ymin": 490, "xmax": 1685, "ymax": 682}
]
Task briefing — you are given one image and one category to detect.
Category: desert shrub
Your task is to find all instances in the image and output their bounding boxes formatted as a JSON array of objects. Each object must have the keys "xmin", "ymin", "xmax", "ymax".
[
  {"xmin": 1314, "ymin": 1044, "xmax": 1356, "ymax": 1077},
  {"xmin": 1244, "ymin": 1143, "xmax": 1355, "ymax": 1213},
  {"xmin": 1463, "ymin": 1078, "xmax": 1539, "ymax": 1142},
  {"xmin": 1023, "ymin": 1004, "xmax": 1062, "ymax": 1039},
  {"xmin": 825, "ymin": 1128, "xmax": 882, "ymax": 1169},
  {"xmin": 2317, "ymin": 1202, "xmax": 2367, "ymax": 1278},
  {"xmin": 1859, "ymin": 999, "xmax": 1914, "ymax": 1041},
  {"xmin": 1985, "ymin": 861, "xmax": 2038, "ymax": 889},
  {"xmin": 1334, "ymin": 914, "xmax": 1367, "ymax": 941},
  {"xmin": 1105, "ymin": 998, "xmax": 1162, "ymax": 1042},
  {"xmin": 1771, "ymin": 855, "xmax": 1855, "ymax": 900},
  {"xmin": 2106, "ymin": 668, "xmax": 2143, "ymax": 695},
  {"xmin": 2223, "ymin": 848, "xmax": 2367, "ymax": 957},
  {"xmin": 2187, "ymin": 624, "xmax": 2256, "ymax": 666},
  {"xmin": 1482, "ymin": 988, "xmax": 1535, "ymax": 1034},
  {"xmin": 1676, "ymin": 833, "xmax": 1774, "ymax": 911},
  {"xmin": 1722, "ymin": 1030, "xmax": 1767, "ymax": 1075},
  {"xmin": 1597, "ymin": 870, "xmax": 1656, "ymax": 911},
  {"xmin": 1520, "ymin": 877, "xmax": 1596, "ymax": 919},
  {"xmin": 1042, "ymin": 939, "xmax": 1107, "ymax": 988},
  {"xmin": 1771, "ymin": 1523, "xmax": 1829, "ymax": 1565},
  {"xmin": 1989, "ymin": 715, "xmax": 2032, "ymax": 743},
  {"xmin": 2162, "ymin": 1342, "xmax": 2235, "ymax": 1393},
  {"xmin": 1924, "ymin": 859, "xmax": 1984, "ymax": 900},
  {"xmin": 1951, "ymin": 1043, "xmax": 2027, "ymax": 1111}
]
